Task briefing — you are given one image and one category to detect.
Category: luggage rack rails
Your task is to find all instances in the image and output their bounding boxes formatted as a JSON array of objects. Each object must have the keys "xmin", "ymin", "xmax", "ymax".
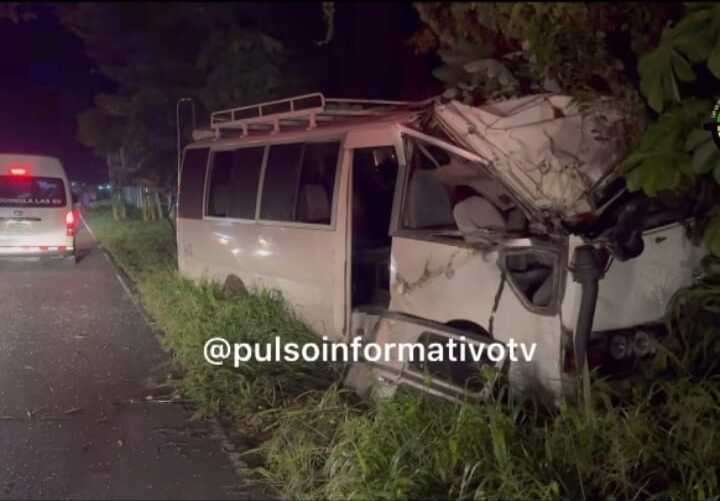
[{"xmin": 204, "ymin": 92, "xmax": 433, "ymax": 139}]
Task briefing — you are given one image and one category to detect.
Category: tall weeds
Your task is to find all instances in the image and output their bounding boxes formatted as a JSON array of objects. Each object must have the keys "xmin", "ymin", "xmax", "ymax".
[{"xmin": 87, "ymin": 208, "xmax": 720, "ymax": 500}]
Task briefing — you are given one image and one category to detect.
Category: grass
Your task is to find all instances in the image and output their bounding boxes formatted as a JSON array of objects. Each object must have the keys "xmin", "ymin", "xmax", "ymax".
[
  {"xmin": 85, "ymin": 207, "xmax": 720, "ymax": 500},
  {"xmin": 85, "ymin": 205, "xmax": 177, "ymax": 280},
  {"xmin": 86, "ymin": 207, "xmax": 342, "ymax": 425}
]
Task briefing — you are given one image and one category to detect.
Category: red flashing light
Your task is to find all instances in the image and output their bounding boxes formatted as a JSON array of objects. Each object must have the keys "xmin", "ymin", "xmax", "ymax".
[
  {"xmin": 7, "ymin": 161, "xmax": 31, "ymax": 175},
  {"xmin": 66, "ymin": 210, "xmax": 78, "ymax": 237}
]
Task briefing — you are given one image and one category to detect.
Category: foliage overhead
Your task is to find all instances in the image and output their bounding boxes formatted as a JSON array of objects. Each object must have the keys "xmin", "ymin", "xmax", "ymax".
[
  {"xmin": 0, "ymin": 2, "xmax": 36, "ymax": 22},
  {"xmin": 58, "ymin": 2, "xmax": 327, "ymax": 190},
  {"xmin": 411, "ymin": 3, "xmax": 675, "ymax": 104},
  {"xmin": 413, "ymin": 2, "xmax": 720, "ymax": 256}
]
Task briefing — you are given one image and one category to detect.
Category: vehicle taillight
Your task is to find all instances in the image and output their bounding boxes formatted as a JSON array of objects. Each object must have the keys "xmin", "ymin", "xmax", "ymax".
[
  {"xmin": 8, "ymin": 162, "xmax": 31, "ymax": 175},
  {"xmin": 66, "ymin": 209, "xmax": 78, "ymax": 236}
]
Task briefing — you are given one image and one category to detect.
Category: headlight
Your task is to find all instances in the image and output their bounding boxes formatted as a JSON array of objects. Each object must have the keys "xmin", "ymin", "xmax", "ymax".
[
  {"xmin": 631, "ymin": 330, "xmax": 654, "ymax": 358},
  {"xmin": 609, "ymin": 333, "xmax": 630, "ymax": 360}
]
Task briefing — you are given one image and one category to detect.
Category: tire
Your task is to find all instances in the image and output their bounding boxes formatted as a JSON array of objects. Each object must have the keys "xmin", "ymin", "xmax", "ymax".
[{"xmin": 64, "ymin": 239, "xmax": 78, "ymax": 265}]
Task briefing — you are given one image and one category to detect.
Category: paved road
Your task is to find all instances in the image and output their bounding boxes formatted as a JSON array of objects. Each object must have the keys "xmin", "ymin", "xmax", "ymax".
[{"xmin": 0, "ymin": 222, "xmax": 251, "ymax": 499}]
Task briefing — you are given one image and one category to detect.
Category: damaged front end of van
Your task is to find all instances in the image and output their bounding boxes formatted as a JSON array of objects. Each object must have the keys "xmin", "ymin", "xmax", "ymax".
[{"xmin": 345, "ymin": 94, "xmax": 706, "ymax": 404}]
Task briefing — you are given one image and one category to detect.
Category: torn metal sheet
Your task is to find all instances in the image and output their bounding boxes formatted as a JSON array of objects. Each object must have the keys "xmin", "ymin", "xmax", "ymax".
[
  {"xmin": 345, "ymin": 311, "xmax": 506, "ymax": 404},
  {"xmin": 433, "ymin": 94, "xmax": 628, "ymax": 220}
]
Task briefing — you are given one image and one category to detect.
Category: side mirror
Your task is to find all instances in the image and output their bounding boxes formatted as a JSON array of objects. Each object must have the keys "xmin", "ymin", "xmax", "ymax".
[{"xmin": 498, "ymin": 241, "xmax": 565, "ymax": 314}]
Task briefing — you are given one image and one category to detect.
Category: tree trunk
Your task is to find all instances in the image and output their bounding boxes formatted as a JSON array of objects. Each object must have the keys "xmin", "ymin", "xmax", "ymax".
[
  {"xmin": 120, "ymin": 192, "xmax": 127, "ymax": 220},
  {"xmin": 114, "ymin": 149, "xmax": 128, "ymax": 221},
  {"xmin": 108, "ymin": 154, "xmax": 119, "ymax": 222},
  {"xmin": 142, "ymin": 188, "xmax": 149, "ymax": 222},
  {"xmin": 120, "ymin": 148, "xmax": 127, "ymax": 220},
  {"xmin": 155, "ymin": 191, "xmax": 164, "ymax": 220}
]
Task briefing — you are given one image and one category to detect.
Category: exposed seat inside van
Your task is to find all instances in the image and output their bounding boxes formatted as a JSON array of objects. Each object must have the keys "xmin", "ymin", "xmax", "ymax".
[
  {"xmin": 453, "ymin": 196, "xmax": 506, "ymax": 234},
  {"xmin": 407, "ymin": 170, "xmax": 455, "ymax": 228},
  {"xmin": 297, "ymin": 184, "xmax": 331, "ymax": 223},
  {"xmin": 211, "ymin": 186, "xmax": 231, "ymax": 217}
]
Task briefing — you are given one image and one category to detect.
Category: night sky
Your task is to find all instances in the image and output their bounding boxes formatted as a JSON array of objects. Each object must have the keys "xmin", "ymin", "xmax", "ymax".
[
  {"xmin": 0, "ymin": 3, "xmax": 439, "ymax": 186},
  {"xmin": 0, "ymin": 5, "xmax": 112, "ymax": 184}
]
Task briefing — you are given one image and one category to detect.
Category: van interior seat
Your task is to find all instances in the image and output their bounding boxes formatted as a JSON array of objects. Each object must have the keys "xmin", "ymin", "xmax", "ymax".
[
  {"xmin": 407, "ymin": 170, "xmax": 455, "ymax": 228},
  {"xmin": 212, "ymin": 186, "xmax": 231, "ymax": 217},
  {"xmin": 298, "ymin": 183, "xmax": 330, "ymax": 223},
  {"xmin": 453, "ymin": 196, "xmax": 506, "ymax": 235}
]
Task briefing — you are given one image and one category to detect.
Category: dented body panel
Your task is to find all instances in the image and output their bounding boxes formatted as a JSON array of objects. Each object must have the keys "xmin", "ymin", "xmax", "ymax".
[
  {"xmin": 562, "ymin": 223, "xmax": 704, "ymax": 334},
  {"xmin": 386, "ymin": 236, "xmax": 565, "ymax": 397},
  {"xmin": 348, "ymin": 311, "xmax": 503, "ymax": 402},
  {"xmin": 434, "ymin": 95, "xmax": 628, "ymax": 222}
]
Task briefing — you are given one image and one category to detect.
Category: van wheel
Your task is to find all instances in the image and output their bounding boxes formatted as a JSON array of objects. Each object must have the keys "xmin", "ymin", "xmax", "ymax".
[{"xmin": 446, "ymin": 320, "xmax": 491, "ymax": 338}]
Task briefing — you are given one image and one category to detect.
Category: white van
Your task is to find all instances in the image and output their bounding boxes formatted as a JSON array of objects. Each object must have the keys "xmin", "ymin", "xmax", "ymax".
[
  {"xmin": 0, "ymin": 154, "xmax": 78, "ymax": 263},
  {"xmin": 176, "ymin": 93, "xmax": 704, "ymax": 402}
]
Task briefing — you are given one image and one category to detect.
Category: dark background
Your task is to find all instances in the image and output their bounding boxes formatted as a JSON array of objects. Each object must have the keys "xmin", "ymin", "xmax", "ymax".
[
  {"xmin": 0, "ymin": 5, "xmax": 113, "ymax": 184},
  {"xmin": 0, "ymin": 3, "xmax": 440, "ymax": 185}
]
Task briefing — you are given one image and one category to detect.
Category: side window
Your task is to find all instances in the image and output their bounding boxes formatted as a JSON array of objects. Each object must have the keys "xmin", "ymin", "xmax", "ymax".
[
  {"xmin": 178, "ymin": 147, "xmax": 209, "ymax": 219},
  {"xmin": 206, "ymin": 146, "xmax": 264, "ymax": 219},
  {"xmin": 259, "ymin": 143, "xmax": 304, "ymax": 221},
  {"xmin": 500, "ymin": 246, "xmax": 562, "ymax": 313},
  {"xmin": 401, "ymin": 136, "xmax": 527, "ymax": 240},
  {"xmin": 402, "ymin": 138, "xmax": 457, "ymax": 231},
  {"xmin": 260, "ymin": 141, "xmax": 340, "ymax": 225},
  {"xmin": 296, "ymin": 142, "xmax": 339, "ymax": 224}
]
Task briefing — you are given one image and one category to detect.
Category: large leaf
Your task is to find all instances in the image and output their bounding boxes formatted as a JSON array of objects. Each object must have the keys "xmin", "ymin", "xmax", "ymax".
[
  {"xmin": 668, "ymin": 7, "xmax": 716, "ymax": 63},
  {"xmin": 708, "ymin": 43, "xmax": 720, "ymax": 79},
  {"xmin": 671, "ymin": 49, "xmax": 696, "ymax": 82},
  {"xmin": 624, "ymin": 153, "xmax": 687, "ymax": 196},
  {"xmin": 686, "ymin": 128, "xmax": 710, "ymax": 151},
  {"xmin": 704, "ymin": 213, "xmax": 720, "ymax": 257},
  {"xmin": 623, "ymin": 101, "xmax": 712, "ymax": 196},
  {"xmin": 693, "ymin": 138, "xmax": 720, "ymax": 174},
  {"xmin": 638, "ymin": 4, "xmax": 720, "ymax": 112},
  {"xmin": 438, "ymin": 49, "xmax": 473, "ymax": 67},
  {"xmin": 638, "ymin": 45, "xmax": 675, "ymax": 113},
  {"xmin": 432, "ymin": 64, "xmax": 468, "ymax": 85},
  {"xmin": 683, "ymin": 3, "xmax": 718, "ymax": 14}
]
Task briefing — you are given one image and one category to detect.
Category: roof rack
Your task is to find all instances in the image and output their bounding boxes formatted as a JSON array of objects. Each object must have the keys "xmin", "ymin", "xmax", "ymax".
[{"xmin": 207, "ymin": 92, "xmax": 433, "ymax": 138}]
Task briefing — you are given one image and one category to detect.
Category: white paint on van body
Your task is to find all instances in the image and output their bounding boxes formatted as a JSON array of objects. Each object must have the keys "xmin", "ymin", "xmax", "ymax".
[
  {"xmin": 0, "ymin": 154, "xmax": 74, "ymax": 255},
  {"xmin": 178, "ymin": 120, "xmax": 404, "ymax": 339},
  {"xmin": 388, "ymin": 236, "xmax": 564, "ymax": 396},
  {"xmin": 562, "ymin": 223, "xmax": 705, "ymax": 335},
  {"xmin": 179, "ymin": 213, "xmax": 348, "ymax": 338}
]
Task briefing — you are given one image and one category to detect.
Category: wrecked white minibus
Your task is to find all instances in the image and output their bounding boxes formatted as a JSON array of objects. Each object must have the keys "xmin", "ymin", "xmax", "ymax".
[{"xmin": 176, "ymin": 92, "xmax": 705, "ymax": 402}]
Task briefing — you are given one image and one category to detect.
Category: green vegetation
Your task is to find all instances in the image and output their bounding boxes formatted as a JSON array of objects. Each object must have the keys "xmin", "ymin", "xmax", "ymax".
[
  {"xmin": 86, "ymin": 207, "xmax": 341, "ymax": 425},
  {"xmin": 87, "ymin": 207, "xmax": 720, "ymax": 500},
  {"xmin": 85, "ymin": 207, "xmax": 176, "ymax": 279},
  {"xmin": 412, "ymin": 2, "xmax": 720, "ymax": 257}
]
